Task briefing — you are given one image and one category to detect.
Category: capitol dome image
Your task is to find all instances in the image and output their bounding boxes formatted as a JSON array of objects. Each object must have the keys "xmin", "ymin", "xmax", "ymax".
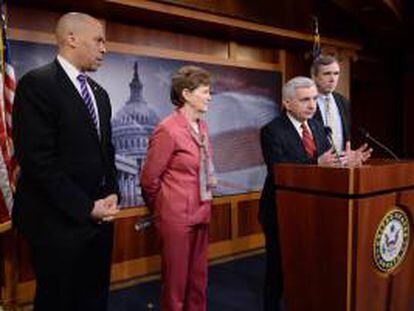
[{"xmin": 112, "ymin": 62, "xmax": 159, "ymax": 207}]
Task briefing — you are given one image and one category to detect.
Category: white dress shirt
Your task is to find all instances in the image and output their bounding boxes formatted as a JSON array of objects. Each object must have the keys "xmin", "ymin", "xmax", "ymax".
[{"xmin": 317, "ymin": 93, "xmax": 343, "ymax": 151}]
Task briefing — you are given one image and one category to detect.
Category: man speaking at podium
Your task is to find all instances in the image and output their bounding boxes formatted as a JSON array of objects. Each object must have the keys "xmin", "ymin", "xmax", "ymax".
[{"xmin": 259, "ymin": 77, "xmax": 338, "ymax": 310}]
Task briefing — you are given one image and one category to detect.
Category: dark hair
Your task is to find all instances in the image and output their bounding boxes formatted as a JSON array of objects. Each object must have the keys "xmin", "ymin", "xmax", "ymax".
[
  {"xmin": 170, "ymin": 65, "xmax": 211, "ymax": 107},
  {"xmin": 310, "ymin": 55, "xmax": 338, "ymax": 76}
]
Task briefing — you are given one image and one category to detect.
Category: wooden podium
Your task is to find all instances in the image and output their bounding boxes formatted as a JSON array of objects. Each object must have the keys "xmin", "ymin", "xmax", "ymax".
[{"xmin": 273, "ymin": 160, "xmax": 414, "ymax": 311}]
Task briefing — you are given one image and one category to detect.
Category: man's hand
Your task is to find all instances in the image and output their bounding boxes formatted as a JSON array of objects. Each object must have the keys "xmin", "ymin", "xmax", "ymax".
[
  {"xmin": 90, "ymin": 194, "xmax": 119, "ymax": 223},
  {"xmin": 318, "ymin": 148, "xmax": 339, "ymax": 166},
  {"xmin": 354, "ymin": 142, "xmax": 372, "ymax": 163},
  {"xmin": 101, "ymin": 194, "xmax": 119, "ymax": 222},
  {"xmin": 103, "ymin": 194, "xmax": 118, "ymax": 210},
  {"xmin": 341, "ymin": 141, "xmax": 372, "ymax": 167},
  {"xmin": 90, "ymin": 199, "xmax": 108, "ymax": 221}
]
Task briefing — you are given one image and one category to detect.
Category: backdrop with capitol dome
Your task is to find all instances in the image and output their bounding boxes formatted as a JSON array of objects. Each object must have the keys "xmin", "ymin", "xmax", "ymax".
[{"xmin": 11, "ymin": 40, "xmax": 282, "ymax": 208}]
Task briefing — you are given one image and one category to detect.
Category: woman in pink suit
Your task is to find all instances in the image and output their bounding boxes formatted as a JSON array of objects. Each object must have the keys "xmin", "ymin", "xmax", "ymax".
[{"xmin": 141, "ymin": 65, "xmax": 216, "ymax": 311}]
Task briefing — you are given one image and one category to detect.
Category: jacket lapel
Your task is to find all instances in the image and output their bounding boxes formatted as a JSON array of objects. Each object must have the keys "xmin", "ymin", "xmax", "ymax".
[
  {"xmin": 281, "ymin": 114, "xmax": 308, "ymax": 160},
  {"xmin": 314, "ymin": 106, "xmax": 324, "ymax": 125},
  {"xmin": 55, "ymin": 60, "xmax": 100, "ymax": 142},
  {"xmin": 173, "ymin": 109, "xmax": 199, "ymax": 145},
  {"xmin": 88, "ymin": 78, "xmax": 106, "ymax": 141},
  {"xmin": 333, "ymin": 92, "xmax": 350, "ymax": 144}
]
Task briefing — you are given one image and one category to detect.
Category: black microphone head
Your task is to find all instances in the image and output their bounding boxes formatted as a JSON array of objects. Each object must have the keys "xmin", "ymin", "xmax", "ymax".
[
  {"xmin": 358, "ymin": 127, "xmax": 369, "ymax": 138},
  {"xmin": 134, "ymin": 217, "xmax": 153, "ymax": 232}
]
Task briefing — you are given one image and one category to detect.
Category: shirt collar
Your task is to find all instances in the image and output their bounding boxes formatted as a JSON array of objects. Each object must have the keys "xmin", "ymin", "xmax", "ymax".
[
  {"xmin": 287, "ymin": 112, "xmax": 310, "ymax": 135},
  {"xmin": 57, "ymin": 55, "xmax": 82, "ymax": 83},
  {"xmin": 318, "ymin": 92, "xmax": 334, "ymax": 102}
]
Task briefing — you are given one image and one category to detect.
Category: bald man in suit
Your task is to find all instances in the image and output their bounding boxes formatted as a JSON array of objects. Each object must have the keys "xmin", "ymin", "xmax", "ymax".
[{"xmin": 12, "ymin": 13, "xmax": 119, "ymax": 311}]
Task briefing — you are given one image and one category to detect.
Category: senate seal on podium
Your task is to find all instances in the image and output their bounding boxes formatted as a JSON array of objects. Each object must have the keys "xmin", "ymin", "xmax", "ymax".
[{"xmin": 373, "ymin": 209, "xmax": 410, "ymax": 273}]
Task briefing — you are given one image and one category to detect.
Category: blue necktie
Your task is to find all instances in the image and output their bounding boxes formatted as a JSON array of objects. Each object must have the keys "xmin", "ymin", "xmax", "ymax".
[{"xmin": 77, "ymin": 73, "xmax": 99, "ymax": 132}]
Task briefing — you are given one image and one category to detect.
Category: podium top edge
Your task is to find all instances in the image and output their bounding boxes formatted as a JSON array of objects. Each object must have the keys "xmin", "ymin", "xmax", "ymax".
[{"xmin": 273, "ymin": 159, "xmax": 413, "ymax": 170}]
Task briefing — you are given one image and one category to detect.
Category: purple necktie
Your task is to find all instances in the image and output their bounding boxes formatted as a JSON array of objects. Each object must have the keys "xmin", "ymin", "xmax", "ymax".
[{"xmin": 77, "ymin": 73, "xmax": 99, "ymax": 132}]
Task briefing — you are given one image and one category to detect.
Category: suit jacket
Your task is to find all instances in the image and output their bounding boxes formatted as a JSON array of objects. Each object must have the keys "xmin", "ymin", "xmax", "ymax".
[
  {"xmin": 12, "ymin": 60, "xmax": 119, "ymax": 245},
  {"xmin": 259, "ymin": 114, "xmax": 330, "ymax": 227},
  {"xmin": 140, "ymin": 109, "xmax": 212, "ymax": 225},
  {"xmin": 313, "ymin": 91, "xmax": 351, "ymax": 150}
]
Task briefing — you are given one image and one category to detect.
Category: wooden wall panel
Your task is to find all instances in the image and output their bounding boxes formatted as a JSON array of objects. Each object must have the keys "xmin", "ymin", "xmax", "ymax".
[
  {"xmin": 209, "ymin": 203, "xmax": 232, "ymax": 243},
  {"xmin": 112, "ymin": 217, "xmax": 160, "ymax": 263},
  {"xmin": 7, "ymin": 195, "xmax": 264, "ymax": 305},
  {"xmin": 17, "ymin": 239, "xmax": 33, "ymax": 283},
  {"xmin": 0, "ymin": 232, "xmax": 19, "ymax": 307},
  {"xmin": 0, "ymin": 243, "xmax": 3, "ymax": 288},
  {"xmin": 232, "ymin": 42, "xmax": 279, "ymax": 63},
  {"xmin": 284, "ymin": 49, "xmax": 310, "ymax": 80},
  {"xmin": 237, "ymin": 199, "xmax": 261, "ymax": 237},
  {"xmin": 9, "ymin": 6, "xmax": 60, "ymax": 33},
  {"xmin": 106, "ymin": 22, "xmax": 229, "ymax": 58},
  {"xmin": 138, "ymin": 0, "xmax": 314, "ymax": 35}
]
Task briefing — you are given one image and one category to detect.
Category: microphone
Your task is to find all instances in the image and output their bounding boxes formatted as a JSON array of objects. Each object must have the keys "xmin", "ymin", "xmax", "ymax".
[
  {"xmin": 134, "ymin": 215, "xmax": 157, "ymax": 232},
  {"xmin": 358, "ymin": 127, "xmax": 399, "ymax": 161}
]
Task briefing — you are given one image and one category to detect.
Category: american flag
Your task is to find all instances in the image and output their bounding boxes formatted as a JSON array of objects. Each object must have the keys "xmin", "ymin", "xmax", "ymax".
[{"xmin": 0, "ymin": 0, "xmax": 16, "ymax": 233}]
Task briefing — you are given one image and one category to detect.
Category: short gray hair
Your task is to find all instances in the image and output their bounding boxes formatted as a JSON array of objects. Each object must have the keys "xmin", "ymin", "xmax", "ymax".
[{"xmin": 282, "ymin": 76, "xmax": 316, "ymax": 101}]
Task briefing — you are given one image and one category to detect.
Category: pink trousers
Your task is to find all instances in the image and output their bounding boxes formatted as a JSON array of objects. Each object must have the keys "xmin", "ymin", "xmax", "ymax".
[{"xmin": 158, "ymin": 222, "xmax": 209, "ymax": 311}]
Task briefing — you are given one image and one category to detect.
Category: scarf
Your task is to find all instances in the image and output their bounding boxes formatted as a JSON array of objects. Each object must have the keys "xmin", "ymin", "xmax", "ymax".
[{"xmin": 188, "ymin": 122, "xmax": 217, "ymax": 202}]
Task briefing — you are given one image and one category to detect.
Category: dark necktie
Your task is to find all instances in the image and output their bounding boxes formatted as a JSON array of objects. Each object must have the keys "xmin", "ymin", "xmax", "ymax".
[
  {"xmin": 77, "ymin": 73, "xmax": 99, "ymax": 132},
  {"xmin": 301, "ymin": 123, "xmax": 316, "ymax": 158}
]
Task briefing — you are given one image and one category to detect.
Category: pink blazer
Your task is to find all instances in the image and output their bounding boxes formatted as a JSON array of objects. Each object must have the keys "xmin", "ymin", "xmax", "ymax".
[{"xmin": 140, "ymin": 109, "xmax": 212, "ymax": 225}]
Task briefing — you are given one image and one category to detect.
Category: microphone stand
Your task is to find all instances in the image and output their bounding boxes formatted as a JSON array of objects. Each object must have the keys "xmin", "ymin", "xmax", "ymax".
[{"xmin": 359, "ymin": 127, "xmax": 399, "ymax": 161}]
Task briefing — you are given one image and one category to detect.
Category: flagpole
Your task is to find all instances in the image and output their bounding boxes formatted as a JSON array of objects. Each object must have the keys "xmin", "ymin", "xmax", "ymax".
[{"xmin": 312, "ymin": 15, "xmax": 321, "ymax": 60}]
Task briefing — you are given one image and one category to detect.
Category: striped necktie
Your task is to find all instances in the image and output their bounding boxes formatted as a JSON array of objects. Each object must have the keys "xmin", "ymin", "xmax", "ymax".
[
  {"xmin": 325, "ymin": 96, "xmax": 339, "ymax": 150},
  {"xmin": 301, "ymin": 123, "xmax": 316, "ymax": 158},
  {"xmin": 77, "ymin": 73, "xmax": 99, "ymax": 132}
]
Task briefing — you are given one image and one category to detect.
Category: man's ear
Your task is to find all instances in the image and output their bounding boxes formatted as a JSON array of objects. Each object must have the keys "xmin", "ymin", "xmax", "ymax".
[
  {"xmin": 67, "ymin": 32, "xmax": 77, "ymax": 48},
  {"xmin": 282, "ymin": 99, "xmax": 290, "ymax": 111}
]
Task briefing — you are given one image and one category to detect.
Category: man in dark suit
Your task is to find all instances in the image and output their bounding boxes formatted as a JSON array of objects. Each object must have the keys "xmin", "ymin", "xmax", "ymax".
[
  {"xmin": 260, "ymin": 76, "xmax": 338, "ymax": 311},
  {"xmin": 12, "ymin": 13, "xmax": 119, "ymax": 311},
  {"xmin": 311, "ymin": 55, "xmax": 371, "ymax": 164},
  {"xmin": 311, "ymin": 55, "xmax": 350, "ymax": 152}
]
